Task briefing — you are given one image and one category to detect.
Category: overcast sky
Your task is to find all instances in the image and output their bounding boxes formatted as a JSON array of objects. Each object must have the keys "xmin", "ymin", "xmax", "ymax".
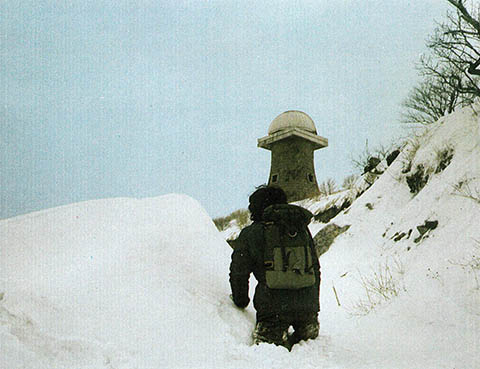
[{"xmin": 1, "ymin": 0, "xmax": 450, "ymax": 219}]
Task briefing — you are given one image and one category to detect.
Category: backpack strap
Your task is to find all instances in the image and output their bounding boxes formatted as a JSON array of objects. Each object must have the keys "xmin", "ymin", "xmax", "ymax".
[
  {"xmin": 280, "ymin": 234, "xmax": 288, "ymax": 272},
  {"xmin": 263, "ymin": 221, "xmax": 275, "ymax": 270},
  {"xmin": 303, "ymin": 233, "xmax": 310, "ymax": 273},
  {"xmin": 305, "ymin": 227, "xmax": 316, "ymax": 273},
  {"xmin": 263, "ymin": 221, "xmax": 288, "ymax": 271}
]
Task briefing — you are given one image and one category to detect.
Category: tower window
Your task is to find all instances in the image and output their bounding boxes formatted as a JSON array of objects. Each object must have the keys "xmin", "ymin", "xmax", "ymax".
[
  {"xmin": 308, "ymin": 174, "xmax": 314, "ymax": 183},
  {"xmin": 271, "ymin": 174, "xmax": 278, "ymax": 183}
]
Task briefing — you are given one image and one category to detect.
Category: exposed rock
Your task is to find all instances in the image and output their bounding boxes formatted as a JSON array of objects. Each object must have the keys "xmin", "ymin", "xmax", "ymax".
[
  {"xmin": 407, "ymin": 229, "xmax": 413, "ymax": 239},
  {"xmin": 406, "ymin": 164, "xmax": 430, "ymax": 194},
  {"xmin": 386, "ymin": 149, "xmax": 400, "ymax": 166},
  {"xmin": 414, "ymin": 220, "xmax": 439, "ymax": 243},
  {"xmin": 394, "ymin": 232, "xmax": 406, "ymax": 242},
  {"xmin": 417, "ymin": 220, "xmax": 439, "ymax": 235},
  {"xmin": 314, "ymin": 197, "xmax": 352, "ymax": 224},
  {"xmin": 313, "ymin": 223, "xmax": 351, "ymax": 256},
  {"xmin": 355, "ymin": 188, "xmax": 367, "ymax": 199},
  {"xmin": 435, "ymin": 148, "xmax": 454, "ymax": 174},
  {"xmin": 339, "ymin": 198, "xmax": 351, "ymax": 211},
  {"xmin": 363, "ymin": 157, "xmax": 381, "ymax": 174},
  {"xmin": 314, "ymin": 205, "xmax": 340, "ymax": 223}
]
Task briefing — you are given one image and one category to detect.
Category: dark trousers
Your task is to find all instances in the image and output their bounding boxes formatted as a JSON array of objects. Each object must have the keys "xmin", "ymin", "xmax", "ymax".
[{"xmin": 253, "ymin": 312, "xmax": 319, "ymax": 350}]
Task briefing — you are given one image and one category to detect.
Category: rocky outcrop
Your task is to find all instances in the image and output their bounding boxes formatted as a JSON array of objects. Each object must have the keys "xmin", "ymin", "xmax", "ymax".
[
  {"xmin": 313, "ymin": 223, "xmax": 351, "ymax": 256},
  {"xmin": 314, "ymin": 199, "xmax": 351, "ymax": 223}
]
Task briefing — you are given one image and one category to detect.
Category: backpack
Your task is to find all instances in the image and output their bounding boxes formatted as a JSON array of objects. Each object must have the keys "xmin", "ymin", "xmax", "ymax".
[{"xmin": 262, "ymin": 204, "xmax": 316, "ymax": 290}]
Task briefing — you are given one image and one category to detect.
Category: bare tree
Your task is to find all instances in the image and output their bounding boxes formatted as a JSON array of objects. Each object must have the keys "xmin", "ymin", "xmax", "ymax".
[
  {"xmin": 342, "ymin": 174, "xmax": 359, "ymax": 190},
  {"xmin": 351, "ymin": 140, "xmax": 389, "ymax": 172},
  {"xmin": 423, "ymin": 5, "xmax": 480, "ymax": 96},
  {"xmin": 319, "ymin": 178, "xmax": 337, "ymax": 196},
  {"xmin": 401, "ymin": 0, "xmax": 480, "ymax": 125},
  {"xmin": 448, "ymin": 0, "xmax": 480, "ymax": 33},
  {"xmin": 447, "ymin": 0, "xmax": 480, "ymax": 73},
  {"xmin": 401, "ymin": 73, "xmax": 468, "ymax": 125}
]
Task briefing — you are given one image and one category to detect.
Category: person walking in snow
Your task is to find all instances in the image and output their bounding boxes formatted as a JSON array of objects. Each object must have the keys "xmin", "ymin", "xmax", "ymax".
[{"xmin": 229, "ymin": 185, "xmax": 320, "ymax": 350}]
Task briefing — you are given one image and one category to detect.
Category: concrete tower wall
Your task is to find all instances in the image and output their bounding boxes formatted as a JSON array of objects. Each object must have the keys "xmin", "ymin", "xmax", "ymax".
[
  {"xmin": 268, "ymin": 137, "xmax": 320, "ymax": 202},
  {"xmin": 258, "ymin": 110, "xmax": 328, "ymax": 202}
]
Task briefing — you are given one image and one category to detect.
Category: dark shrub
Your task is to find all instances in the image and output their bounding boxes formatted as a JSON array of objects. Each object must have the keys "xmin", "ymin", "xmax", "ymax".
[
  {"xmin": 406, "ymin": 164, "xmax": 429, "ymax": 194},
  {"xmin": 435, "ymin": 148, "xmax": 454, "ymax": 174}
]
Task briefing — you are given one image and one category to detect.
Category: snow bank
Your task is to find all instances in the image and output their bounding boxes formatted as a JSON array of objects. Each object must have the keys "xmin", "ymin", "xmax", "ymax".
[
  {"xmin": 314, "ymin": 104, "xmax": 480, "ymax": 369},
  {"xmin": 1, "ymin": 195, "xmax": 239, "ymax": 368}
]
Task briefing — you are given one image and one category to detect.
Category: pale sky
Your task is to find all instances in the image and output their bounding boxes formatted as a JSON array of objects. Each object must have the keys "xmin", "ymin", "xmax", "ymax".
[{"xmin": 1, "ymin": 0, "xmax": 450, "ymax": 219}]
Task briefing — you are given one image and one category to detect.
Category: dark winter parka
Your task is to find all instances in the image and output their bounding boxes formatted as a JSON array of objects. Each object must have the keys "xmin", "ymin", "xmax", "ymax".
[{"xmin": 229, "ymin": 206, "xmax": 320, "ymax": 321}]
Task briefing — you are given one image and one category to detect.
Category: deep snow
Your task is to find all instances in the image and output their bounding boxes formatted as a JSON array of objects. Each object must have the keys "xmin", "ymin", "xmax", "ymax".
[{"xmin": 1, "ymin": 104, "xmax": 480, "ymax": 368}]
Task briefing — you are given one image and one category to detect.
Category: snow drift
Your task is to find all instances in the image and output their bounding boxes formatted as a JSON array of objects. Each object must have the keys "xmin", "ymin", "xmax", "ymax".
[
  {"xmin": 1, "ymin": 104, "xmax": 480, "ymax": 368},
  {"xmin": 0, "ymin": 195, "xmax": 241, "ymax": 368}
]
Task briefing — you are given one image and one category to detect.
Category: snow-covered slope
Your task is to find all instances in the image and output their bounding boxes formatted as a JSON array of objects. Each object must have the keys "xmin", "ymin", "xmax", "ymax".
[
  {"xmin": 312, "ymin": 104, "xmax": 480, "ymax": 368},
  {"xmin": 1, "ymin": 104, "xmax": 479, "ymax": 368}
]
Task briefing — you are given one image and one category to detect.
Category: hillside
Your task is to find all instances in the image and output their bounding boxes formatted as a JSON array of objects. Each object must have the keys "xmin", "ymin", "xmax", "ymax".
[
  {"xmin": 1, "ymin": 103, "xmax": 479, "ymax": 368},
  {"xmin": 306, "ymin": 103, "xmax": 480, "ymax": 367}
]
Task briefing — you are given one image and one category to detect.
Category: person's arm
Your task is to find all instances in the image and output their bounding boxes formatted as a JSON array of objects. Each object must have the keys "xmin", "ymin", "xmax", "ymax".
[
  {"xmin": 308, "ymin": 229, "xmax": 321, "ymax": 284},
  {"xmin": 229, "ymin": 233, "xmax": 253, "ymax": 308}
]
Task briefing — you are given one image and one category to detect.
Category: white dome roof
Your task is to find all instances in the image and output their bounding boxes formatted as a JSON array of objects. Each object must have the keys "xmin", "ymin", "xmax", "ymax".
[{"xmin": 268, "ymin": 110, "xmax": 317, "ymax": 135}]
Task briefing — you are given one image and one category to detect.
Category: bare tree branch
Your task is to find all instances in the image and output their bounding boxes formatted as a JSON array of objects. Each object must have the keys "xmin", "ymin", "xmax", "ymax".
[
  {"xmin": 447, "ymin": 0, "xmax": 480, "ymax": 74},
  {"xmin": 447, "ymin": 0, "xmax": 480, "ymax": 35},
  {"xmin": 400, "ymin": 1, "xmax": 480, "ymax": 125},
  {"xmin": 468, "ymin": 58, "xmax": 480, "ymax": 74}
]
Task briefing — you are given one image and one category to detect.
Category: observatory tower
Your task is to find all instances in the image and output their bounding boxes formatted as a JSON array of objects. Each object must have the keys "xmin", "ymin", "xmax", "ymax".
[{"xmin": 257, "ymin": 110, "xmax": 328, "ymax": 202}]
